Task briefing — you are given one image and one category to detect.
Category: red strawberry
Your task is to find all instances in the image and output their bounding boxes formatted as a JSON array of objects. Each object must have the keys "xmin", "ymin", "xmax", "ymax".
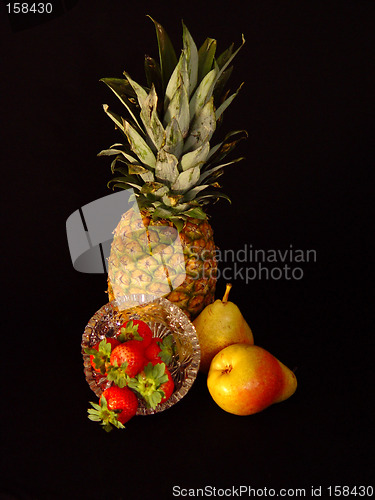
[
  {"xmin": 144, "ymin": 334, "xmax": 175, "ymax": 364},
  {"xmin": 144, "ymin": 337, "xmax": 161, "ymax": 361},
  {"xmin": 117, "ymin": 319, "xmax": 153, "ymax": 347},
  {"xmin": 159, "ymin": 365, "xmax": 174, "ymax": 404},
  {"xmin": 108, "ymin": 340, "xmax": 146, "ymax": 386},
  {"xmin": 88, "ymin": 386, "xmax": 138, "ymax": 431},
  {"xmin": 85, "ymin": 337, "xmax": 121, "ymax": 375},
  {"xmin": 148, "ymin": 359, "xmax": 174, "ymax": 404}
]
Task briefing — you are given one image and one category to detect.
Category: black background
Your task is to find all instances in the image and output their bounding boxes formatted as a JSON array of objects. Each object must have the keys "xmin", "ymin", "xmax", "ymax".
[{"xmin": 1, "ymin": 1, "xmax": 374, "ymax": 499}]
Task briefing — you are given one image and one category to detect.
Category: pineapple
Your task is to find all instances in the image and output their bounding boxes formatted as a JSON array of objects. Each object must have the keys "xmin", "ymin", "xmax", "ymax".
[{"xmin": 100, "ymin": 18, "xmax": 247, "ymax": 319}]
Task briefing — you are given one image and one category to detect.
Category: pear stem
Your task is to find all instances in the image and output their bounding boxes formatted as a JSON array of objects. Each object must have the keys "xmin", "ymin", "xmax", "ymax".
[{"xmin": 222, "ymin": 283, "xmax": 232, "ymax": 304}]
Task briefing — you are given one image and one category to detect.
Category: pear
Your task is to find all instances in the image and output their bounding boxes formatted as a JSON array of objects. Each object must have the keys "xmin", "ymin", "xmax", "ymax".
[
  {"xmin": 273, "ymin": 358, "xmax": 298, "ymax": 403},
  {"xmin": 193, "ymin": 283, "xmax": 254, "ymax": 373},
  {"xmin": 207, "ymin": 344, "xmax": 297, "ymax": 416}
]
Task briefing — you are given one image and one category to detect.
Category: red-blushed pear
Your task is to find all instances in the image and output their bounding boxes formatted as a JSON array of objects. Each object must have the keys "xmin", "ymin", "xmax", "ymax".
[
  {"xmin": 193, "ymin": 284, "xmax": 254, "ymax": 373},
  {"xmin": 207, "ymin": 344, "xmax": 297, "ymax": 416}
]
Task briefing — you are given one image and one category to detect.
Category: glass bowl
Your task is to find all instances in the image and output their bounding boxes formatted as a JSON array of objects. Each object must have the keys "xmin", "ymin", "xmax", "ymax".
[{"xmin": 82, "ymin": 294, "xmax": 201, "ymax": 415}]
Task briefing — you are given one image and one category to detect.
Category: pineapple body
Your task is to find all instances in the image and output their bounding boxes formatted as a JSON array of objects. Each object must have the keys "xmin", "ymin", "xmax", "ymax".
[{"xmin": 108, "ymin": 209, "xmax": 217, "ymax": 319}]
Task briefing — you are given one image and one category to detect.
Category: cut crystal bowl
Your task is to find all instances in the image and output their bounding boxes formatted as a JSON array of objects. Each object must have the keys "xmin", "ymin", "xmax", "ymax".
[{"xmin": 82, "ymin": 294, "xmax": 201, "ymax": 415}]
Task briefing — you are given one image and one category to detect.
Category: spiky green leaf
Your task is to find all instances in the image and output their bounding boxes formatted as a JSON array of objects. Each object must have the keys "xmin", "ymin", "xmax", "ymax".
[
  {"xmin": 109, "ymin": 153, "xmax": 154, "ymax": 182},
  {"xmin": 189, "ymin": 68, "xmax": 217, "ymax": 122},
  {"xmin": 161, "ymin": 193, "xmax": 184, "ymax": 207},
  {"xmin": 216, "ymin": 43, "xmax": 234, "ymax": 69},
  {"xmin": 124, "ymin": 72, "xmax": 148, "ymax": 109},
  {"xmin": 152, "ymin": 205, "xmax": 176, "ymax": 219},
  {"xmin": 180, "ymin": 140, "xmax": 210, "ymax": 171},
  {"xmin": 98, "ymin": 148, "xmax": 140, "ymax": 166},
  {"xmin": 171, "ymin": 166, "xmax": 200, "ymax": 193},
  {"xmin": 123, "ymin": 119, "xmax": 156, "ymax": 168},
  {"xmin": 196, "ymin": 191, "xmax": 232, "ymax": 203},
  {"xmin": 164, "ymin": 118, "xmax": 184, "ymax": 158},
  {"xmin": 215, "ymin": 83, "xmax": 244, "ymax": 120},
  {"xmin": 141, "ymin": 182, "xmax": 169, "ymax": 198},
  {"xmin": 155, "ymin": 149, "xmax": 179, "ymax": 185},
  {"xmin": 199, "ymin": 156, "xmax": 245, "ymax": 183},
  {"xmin": 164, "ymin": 77, "xmax": 190, "ymax": 138},
  {"xmin": 164, "ymin": 52, "xmax": 189, "ymax": 110},
  {"xmin": 140, "ymin": 85, "xmax": 165, "ymax": 150},
  {"xmin": 182, "ymin": 184, "xmax": 210, "ymax": 201},
  {"xmin": 213, "ymin": 66, "xmax": 233, "ymax": 104},
  {"xmin": 184, "ymin": 206, "xmax": 207, "ymax": 219},
  {"xmin": 111, "ymin": 164, "xmax": 138, "ymax": 177},
  {"xmin": 108, "ymin": 175, "xmax": 141, "ymax": 187},
  {"xmin": 128, "ymin": 164, "xmax": 150, "ymax": 175},
  {"xmin": 169, "ymin": 217, "xmax": 184, "ymax": 232},
  {"xmin": 214, "ymin": 35, "xmax": 245, "ymax": 88},
  {"xmin": 198, "ymin": 38, "xmax": 217, "ymax": 82},
  {"xmin": 172, "ymin": 202, "xmax": 191, "ymax": 213},
  {"xmin": 97, "ymin": 148, "xmax": 123, "ymax": 157},
  {"xmin": 206, "ymin": 129, "xmax": 248, "ymax": 164},
  {"xmin": 108, "ymin": 182, "xmax": 142, "ymax": 191},
  {"xmin": 100, "ymin": 79, "xmax": 143, "ymax": 131},
  {"xmin": 144, "ymin": 55, "xmax": 162, "ymax": 99},
  {"xmin": 182, "ymin": 21, "xmax": 198, "ymax": 96},
  {"xmin": 183, "ymin": 98, "xmax": 216, "ymax": 152},
  {"xmin": 148, "ymin": 16, "xmax": 178, "ymax": 92},
  {"xmin": 103, "ymin": 105, "xmax": 125, "ymax": 132}
]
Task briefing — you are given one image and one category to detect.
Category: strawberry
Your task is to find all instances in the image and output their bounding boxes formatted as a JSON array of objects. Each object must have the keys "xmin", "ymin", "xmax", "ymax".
[
  {"xmin": 84, "ymin": 337, "xmax": 121, "ymax": 375},
  {"xmin": 107, "ymin": 339, "xmax": 146, "ymax": 386},
  {"xmin": 117, "ymin": 319, "xmax": 153, "ymax": 347},
  {"xmin": 88, "ymin": 386, "xmax": 138, "ymax": 431},
  {"xmin": 159, "ymin": 365, "xmax": 174, "ymax": 404},
  {"xmin": 144, "ymin": 334, "xmax": 175, "ymax": 364},
  {"xmin": 144, "ymin": 337, "xmax": 161, "ymax": 361},
  {"xmin": 128, "ymin": 361, "xmax": 174, "ymax": 409}
]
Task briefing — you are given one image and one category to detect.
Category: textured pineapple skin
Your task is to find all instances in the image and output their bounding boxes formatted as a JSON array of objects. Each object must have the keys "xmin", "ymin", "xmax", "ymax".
[{"xmin": 107, "ymin": 209, "xmax": 217, "ymax": 320}]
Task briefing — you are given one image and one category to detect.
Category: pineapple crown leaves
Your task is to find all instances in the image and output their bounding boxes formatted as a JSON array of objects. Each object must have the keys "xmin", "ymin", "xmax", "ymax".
[
  {"xmin": 87, "ymin": 395, "xmax": 125, "ymax": 432},
  {"xmin": 84, "ymin": 338, "xmax": 114, "ymax": 374},
  {"xmin": 127, "ymin": 362, "xmax": 169, "ymax": 409},
  {"xmin": 117, "ymin": 320, "xmax": 143, "ymax": 342},
  {"xmin": 99, "ymin": 17, "xmax": 247, "ymax": 223}
]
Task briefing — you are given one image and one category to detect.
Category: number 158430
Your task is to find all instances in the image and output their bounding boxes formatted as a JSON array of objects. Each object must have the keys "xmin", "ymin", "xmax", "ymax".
[{"xmin": 6, "ymin": 3, "xmax": 53, "ymax": 14}]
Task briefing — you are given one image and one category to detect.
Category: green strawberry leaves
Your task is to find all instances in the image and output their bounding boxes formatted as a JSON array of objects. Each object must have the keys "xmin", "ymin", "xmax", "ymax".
[
  {"xmin": 128, "ymin": 362, "xmax": 169, "ymax": 409},
  {"xmin": 157, "ymin": 334, "xmax": 175, "ymax": 364},
  {"xmin": 84, "ymin": 339, "xmax": 113, "ymax": 374},
  {"xmin": 87, "ymin": 395, "xmax": 125, "ymax": 432},
  {"xmin": 117, "ymin": 320, "xmax": 143, "ymax": 342},
  {"xmin": 107, "ymin": 360, "xmax": 130, "ymax": 388}
]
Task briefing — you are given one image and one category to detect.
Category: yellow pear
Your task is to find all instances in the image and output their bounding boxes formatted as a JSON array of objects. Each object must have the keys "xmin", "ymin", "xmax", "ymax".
[
  {"xmin": 193, "ymin": 283, "xmax": 254, "ymax": 373},
  {"xmin": 207, "ymin": 344, "xmax": 297, "ymax": 415}
]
